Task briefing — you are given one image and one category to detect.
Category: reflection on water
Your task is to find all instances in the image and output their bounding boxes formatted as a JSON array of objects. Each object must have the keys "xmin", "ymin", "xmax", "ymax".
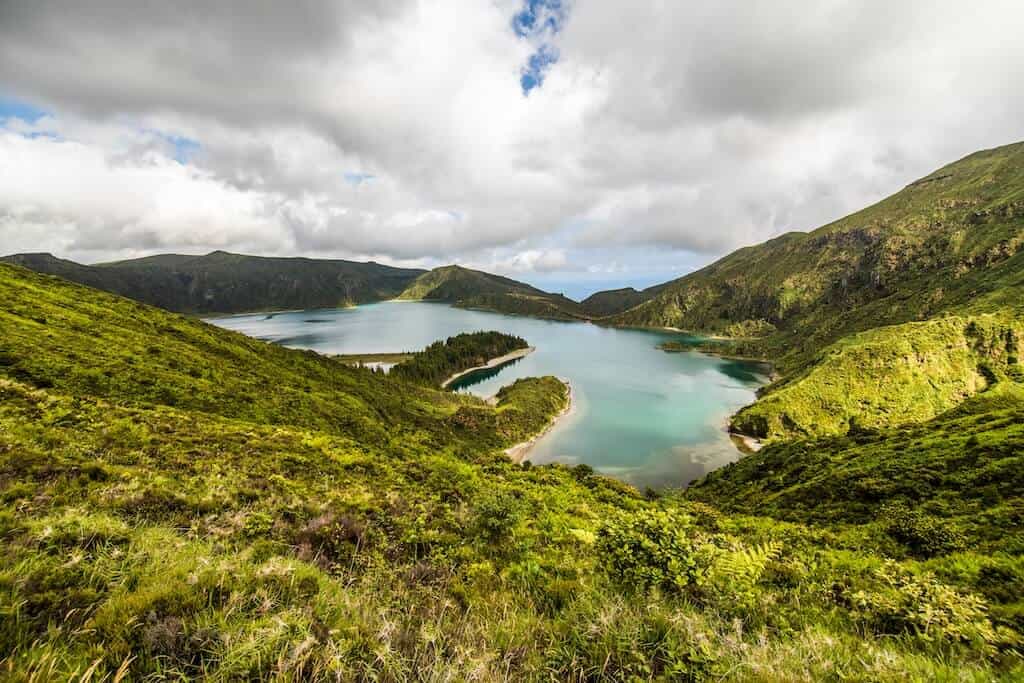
[
  {"xmin": 210, "ymin": 303, "xmax": 767, "ymax": 489},
  {"xmin": 274, "ymin": 332, "xmax": 333, "ymax": 347},
  {"xmin": 447, "ymin": 356, "xmax": 525, "ymax": 391},
  {"xmin": 717, "ymin": 359, "xmax": 772, "ymax": 384}
]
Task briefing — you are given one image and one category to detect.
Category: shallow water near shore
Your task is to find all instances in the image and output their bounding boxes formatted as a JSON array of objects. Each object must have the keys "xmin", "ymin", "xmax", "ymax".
[{"xmin": 210, "ymin": 302, "xmax": 769, "ymax": 489}]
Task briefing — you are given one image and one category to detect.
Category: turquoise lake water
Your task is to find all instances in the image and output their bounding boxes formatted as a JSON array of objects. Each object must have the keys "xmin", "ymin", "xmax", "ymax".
[{"xmin": 209, "ymin": 302, "xmax": 769, "ymax": 489}]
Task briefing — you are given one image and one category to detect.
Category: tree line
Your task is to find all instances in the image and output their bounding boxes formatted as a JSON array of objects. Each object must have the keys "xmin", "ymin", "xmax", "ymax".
[{"xmin": 390, "ymin": 331, "xmax": 528, "ymax": 387}]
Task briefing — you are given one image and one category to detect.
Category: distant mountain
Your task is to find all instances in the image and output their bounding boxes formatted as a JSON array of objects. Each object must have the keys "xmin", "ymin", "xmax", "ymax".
[
  {"xmin": 398, "ymin": 264, "xmax": 588, "ymax": 320},
  {"xmin": 0, "ymin": 250, "xmax": 425, "ymax": 314},
  {"xmin": 579, "ymin": 286, "xmax": 663, "ymax": 318}
]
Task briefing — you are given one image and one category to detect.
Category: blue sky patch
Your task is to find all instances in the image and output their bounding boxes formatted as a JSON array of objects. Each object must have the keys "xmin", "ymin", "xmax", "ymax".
[
  {"xmin": 512, "ymin": 0, "xmax": 569, "ymax": 95},
  {"xmin": 344, "ymin": 172, "xmax": 375, "ymax": 186},
  {"xmin": 142, "ymin": 129, "xmax": 201, "ymax": 163},
  {"xmin": 165, "ymin": 134, "xmax": 200, "ymax": 163},
  {"xmin": 521, "ymin": 45, "xmax": 560, "ymax": 94},
  {"xmin": 512, "ymin": 0, "xmax": 567, "ymax": 38},
  {"xmin": 0, "ymin": 95, "xmax": 48, "ymax": 125}
]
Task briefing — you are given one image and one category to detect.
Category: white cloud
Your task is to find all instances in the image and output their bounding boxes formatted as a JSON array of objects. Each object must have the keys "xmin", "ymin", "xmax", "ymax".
[
  {"xmin": 482, "ymin": 248, "xmax": 570, "ymax": 275},
  {"xmin": 1, "ymin": 0, "xmax": 1023, "ymax": 276}
]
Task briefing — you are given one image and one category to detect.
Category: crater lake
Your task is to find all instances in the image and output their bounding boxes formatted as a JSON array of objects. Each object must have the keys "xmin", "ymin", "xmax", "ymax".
[{"xmin": 210, "ymin": 302, "xmax": 768, "ymax": 489}]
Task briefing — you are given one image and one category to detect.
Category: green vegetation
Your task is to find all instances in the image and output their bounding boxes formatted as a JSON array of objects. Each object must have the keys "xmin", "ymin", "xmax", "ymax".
[
  {"xmin": 690, "ymin": 383, "xmax": 1024, "ymax": 535},
  {"xmin": 579, "ymin": 286, "xmax": 656, "ymax": 317},
  {"xmin": 398, "ymin": 265, "xmax": 587, "ymax": 320},
  {"xmin": 390, "ymin": 331, "xmax": 529, "ymax": 387},
  {"xmin": 453, "ymin": 376, "xmax": 570, "ymax": 446},
  {"xmin": 0, "ymin": 250, "xmax": 425, "ymax": 314},
  {"xmin": 731, "ymin": 314, "xmax": 1023, "ymax": 440},
  {"xmin": 3, "ymin": 243, "xmax": 1024, "ymax": 679}
]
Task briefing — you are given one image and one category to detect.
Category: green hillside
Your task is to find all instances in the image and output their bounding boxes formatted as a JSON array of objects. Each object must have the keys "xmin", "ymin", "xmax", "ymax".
[
  {"xmin": 0, "ymin": 251, "xmax": 425, "ymax": 314},
  {"xmin": 730, "ymin": 314, "xmax": 1023, "ymax": 440},
  {"xmin": 690, "ymin": 382, "xmax": 1024, "ymax": 547},
  {"xmin": 4, "ymin": 262, "xmax": 1023, "ymax": 679},
  {"xmin": 579, "ymin": 286, "xmax": 654, "ymax": 317},
  {"xmin": 606, "ymin": 142, "xmax": 1024, "ymax": 349},
  {"xmin": 398, "ymin": 265, "xmax": 587, "ymax": 320}
]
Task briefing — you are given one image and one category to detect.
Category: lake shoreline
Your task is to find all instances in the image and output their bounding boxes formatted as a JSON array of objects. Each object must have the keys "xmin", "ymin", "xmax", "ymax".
[
  {"xmin": 441, "ymin": 346, "xmax": 536, "ymax": 388},
  {"xmin": 333, "ymin": 352, "xmax": 414, "ymax": 365},
  {"xmin": 210, "ymin": 301, "xmax": 768, "ymax": 488},
  {"xmin": 728, "ymin": 430, "xmax": 764, "ymax": 455},
  {"xmin": 504, "ymin": 377, "xmax": 574, "ymax": 464}
]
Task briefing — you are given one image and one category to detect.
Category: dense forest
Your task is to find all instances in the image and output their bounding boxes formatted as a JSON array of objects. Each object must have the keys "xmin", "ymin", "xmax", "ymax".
[{"xmin": 390, "ymin": 331, "xmax": 529, "ymax": 387}]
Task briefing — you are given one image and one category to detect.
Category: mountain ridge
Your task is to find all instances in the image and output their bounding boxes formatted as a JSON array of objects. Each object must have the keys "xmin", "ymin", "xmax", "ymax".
[
  {"xmin": 601, "ymin": 141, "xmax": 1024, "ymax": 352},
  {"xmin": 0, "ymin": 250, "xmax": 426, "ymax": 314},
  {"xmin": 397, "ymin": 264, "xmax": 588, "ymax": 320}
]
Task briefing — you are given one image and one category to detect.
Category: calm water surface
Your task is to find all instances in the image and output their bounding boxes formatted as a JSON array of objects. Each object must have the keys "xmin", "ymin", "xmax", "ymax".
[{"xmin": 210, "ymin": 302, "xmax": 768, "ymax": 489}]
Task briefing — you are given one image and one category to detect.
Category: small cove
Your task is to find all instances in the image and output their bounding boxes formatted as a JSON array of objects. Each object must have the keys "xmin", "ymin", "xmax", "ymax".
[{"xmin": 210, "ymin": 302, "xmax": 769, "ymax": 489}]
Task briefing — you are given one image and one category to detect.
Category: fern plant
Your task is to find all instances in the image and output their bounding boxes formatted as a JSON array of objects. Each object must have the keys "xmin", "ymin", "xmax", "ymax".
[{"xmin": 703, "ymin": 540, "xmax": 782, "ymax": 608}]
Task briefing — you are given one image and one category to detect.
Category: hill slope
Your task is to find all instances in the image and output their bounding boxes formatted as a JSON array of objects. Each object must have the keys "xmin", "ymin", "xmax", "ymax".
[
  {"xmin": 690, "ymin": 382, "xmax": 1024, "ymax": 545},
  {"xmin": 730, "ymin": 313, "xmax": 1023, "ymax": 440},
  {"xmin": 3, "ymin": 263, "xmax": 1022, "ymax": 679},
  {"xmin": 0, "ymin": 250, "xmax": 425, "ymax": 314},
  {"xmin": 398, "ymin": 265, "xmax": 587, "ymax": 320},
  {"xmin": 579, "ymin": 286, "xmax": 653, "ymax": 317},
  {"xmin": 606, "ymin": 142, "xmax": 1024, "ymax": 359}
]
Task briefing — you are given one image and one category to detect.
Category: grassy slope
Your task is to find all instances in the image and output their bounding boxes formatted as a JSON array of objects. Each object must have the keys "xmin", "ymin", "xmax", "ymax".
[
  {"xmin": 689, "ymin": 383, "xmax": 1024, "ymax": 564},
  {"xmin": 3, "ymin": 263, "xmax": 1023, "ymax": 679},
  {"xmin": 0, "ymin": 250, "xmax": 425, "ymax": 314},
  {"xmin": 398, "ymin": 265, "xmax": 587, "ymax": 320},
  {"xmin": 606, "ymin": 142, "xmax": 1024, "ymax": 349},
  {"xmin": 731, "ymin": 314, "xmax": 1023, "ymax": 440}
]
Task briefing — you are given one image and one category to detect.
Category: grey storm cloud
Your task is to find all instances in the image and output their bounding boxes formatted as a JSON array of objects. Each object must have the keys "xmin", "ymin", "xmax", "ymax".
[{"xmin": 0, "ymin": 0, "xmax": 1023, "ymax": 278}]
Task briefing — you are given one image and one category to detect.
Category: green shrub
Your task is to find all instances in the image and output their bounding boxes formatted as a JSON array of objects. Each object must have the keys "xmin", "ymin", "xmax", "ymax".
[
  {"xmin": 596, "ymin": 509, "xmax": 702, "ymax": 593},
  {"xmin": 471, "ymin": 490, "xmax": 521, "ymax": 544},
  {"xmin": 849, "ymin": 561, "xmax": 997, "ymax": 648},
  {"xmin": 883, "ymin": 504, "xmax": 966, "ymax": 558},
  {"xmin": 242, "ymin": 511, "xmax": 274, "ymax": 537}
]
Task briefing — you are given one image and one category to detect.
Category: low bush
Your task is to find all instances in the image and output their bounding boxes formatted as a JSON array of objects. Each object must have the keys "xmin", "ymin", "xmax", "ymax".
[
  {"xmin": 848, "ymin": 561, "xmax": 997, "ymax": 649},
  {"xmin": 883, "ymin": 504, "xmax": 967, "ymax": 558}
]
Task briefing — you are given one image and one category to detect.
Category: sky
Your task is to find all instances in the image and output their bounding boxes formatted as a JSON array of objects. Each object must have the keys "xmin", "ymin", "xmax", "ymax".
[{"xmin": 1, "ymin": 1, "xmax": 1023, "ymax": 298}]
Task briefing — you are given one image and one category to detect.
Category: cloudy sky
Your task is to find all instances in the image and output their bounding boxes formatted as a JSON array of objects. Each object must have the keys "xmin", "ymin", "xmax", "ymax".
[{"xmin": 1, "ymin": 1, "xmax": 1022, "ymax": 298}]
